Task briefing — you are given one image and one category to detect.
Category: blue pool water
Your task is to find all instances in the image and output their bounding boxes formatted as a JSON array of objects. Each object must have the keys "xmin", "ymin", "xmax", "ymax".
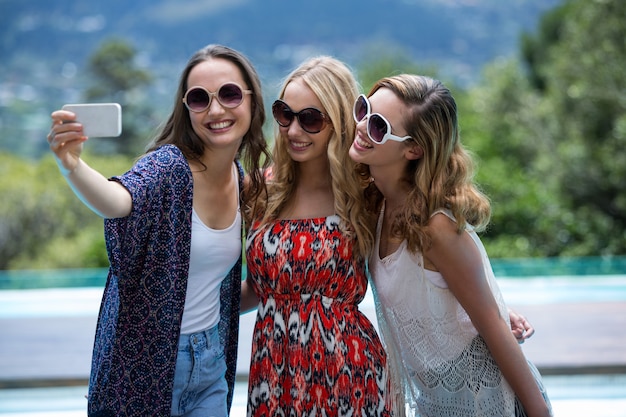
[
  {"xmin": 0, "ymin": 375, "xmax": 626, "ymax": 416},
  {"xmin": 1, "ymin": 260, "xmax": 625, "ymax": 416},
  {"xmin": 1, "ymin": 275, "xmax": 626, "ymax": 319}
]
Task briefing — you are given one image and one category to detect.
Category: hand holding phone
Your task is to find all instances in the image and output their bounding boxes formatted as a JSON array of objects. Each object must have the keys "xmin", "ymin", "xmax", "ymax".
[{"xmin": 62, "ymin": 103, "xmax": 122, "ymax": 137}]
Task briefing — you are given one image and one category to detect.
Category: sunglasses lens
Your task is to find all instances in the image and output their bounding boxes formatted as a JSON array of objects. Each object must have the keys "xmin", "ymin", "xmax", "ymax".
[
  {"xmin": 272, "ymin": 101, "xmax": 293, "ymax": 127},
  {"xmin": 186, "ymin": 88, "xmax": 210, "ymax": 111},
  {"xmin": 218, "ymin": 83, "xmax": 244, "ymax": 108},
  {"xmin": 272, "ymin": 100, "xmax": 326, "ymax": 133},
  {"xmin": 354, "ymin": 95, "xmax": 368, "ymax": 122},
  {"xmin": 298, "ymin": 109, "xmax": 325, "ymax": 133},
  {"xmin": 369, "ymin": 114, "xmax": 389, "ymax": 143}
]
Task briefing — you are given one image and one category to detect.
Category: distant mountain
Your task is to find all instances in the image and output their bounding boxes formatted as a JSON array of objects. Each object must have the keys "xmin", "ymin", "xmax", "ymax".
[
  {"xmin": 0, "ymin": 0, "xmax": 562, "ymax": 157},
  {"xmin": 1, "ymin": 0, "xmax": 561, "ymax": 85}
]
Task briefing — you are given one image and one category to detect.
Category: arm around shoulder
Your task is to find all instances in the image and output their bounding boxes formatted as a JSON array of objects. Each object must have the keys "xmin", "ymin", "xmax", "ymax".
[{"xmin": 240, "ymin": 277, "xmax": 259, "ymax": 314}]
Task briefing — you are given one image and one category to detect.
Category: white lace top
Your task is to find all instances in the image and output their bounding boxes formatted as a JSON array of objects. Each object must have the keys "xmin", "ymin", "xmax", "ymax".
[{"xmin": 370, "ymin": 206, "xmax": 517, "ymax": 417}]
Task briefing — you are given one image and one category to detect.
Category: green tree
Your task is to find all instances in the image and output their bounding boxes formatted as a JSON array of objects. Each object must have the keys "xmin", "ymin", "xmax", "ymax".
[
  {"xmin": 467, "ymin": 0, "xmax": 625, "ymax": 257},
  {"xmin": 85, "ymin": 38, "xmax": 156, "ymax": 156},
  {"xmin": 355, "ymin": 46, "xmax": 439, "ymax": 93},
  {"xmin": 522, "ymin": 0, "xmax": 626, "ymax": 255},
  {"xmin": 462, "ymin": 60, "xmax": 566, "ymax": 257},
  {"xmin": 352, "ymin": 0, "xmax": 626, "ymax": 257},
  {"xmin": 0, "ymin": 152, "xmax": 133, "ymax": 270}
]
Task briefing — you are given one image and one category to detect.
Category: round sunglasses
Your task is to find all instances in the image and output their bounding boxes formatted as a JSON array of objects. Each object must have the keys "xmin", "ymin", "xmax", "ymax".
[
  {"xmin": 272, "ymin": 100, "xmax": 329, "ymax": 134},
  {"xmin": 353, "ymin": 94, "xmax": 412, "ymax": 144},
  {"xmin": 183, "ymin": 82, "xmax": 252, "ymax": 112}
]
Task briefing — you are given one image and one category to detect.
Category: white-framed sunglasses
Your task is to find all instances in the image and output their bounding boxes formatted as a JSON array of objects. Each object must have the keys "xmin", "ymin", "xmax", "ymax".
[{"xmin": 353, "ymin": 94, "xmax": 411, "ymax": 144}]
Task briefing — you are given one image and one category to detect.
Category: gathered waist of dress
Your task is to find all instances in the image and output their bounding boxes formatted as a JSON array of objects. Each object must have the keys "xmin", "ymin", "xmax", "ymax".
[{"xmin": 261, "ymin": 292, "xmax": 360, "ymax": 308}]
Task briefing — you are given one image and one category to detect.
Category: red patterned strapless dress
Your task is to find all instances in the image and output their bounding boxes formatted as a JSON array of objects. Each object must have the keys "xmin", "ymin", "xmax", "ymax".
[{"xmin": 245, "ymin": 215, "xmax": 392, "ymax": 417}]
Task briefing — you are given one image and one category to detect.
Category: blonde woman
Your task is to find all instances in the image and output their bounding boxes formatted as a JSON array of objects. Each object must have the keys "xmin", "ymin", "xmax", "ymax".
[{"xmin": 241, "ymin": 56, "xmax": 392, "ymax": 416}]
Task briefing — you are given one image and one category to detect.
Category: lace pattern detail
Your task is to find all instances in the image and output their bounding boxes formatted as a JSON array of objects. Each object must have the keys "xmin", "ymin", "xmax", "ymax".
[{"xmin": 370, "ymin": 205, "xmax": 542, "ymax": 416}]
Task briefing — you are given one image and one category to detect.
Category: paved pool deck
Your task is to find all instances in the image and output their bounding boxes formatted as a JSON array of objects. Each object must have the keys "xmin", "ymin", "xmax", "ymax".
[{"xmin": 1, "ymin": 291, "xmax": 625, "ymax": 389}]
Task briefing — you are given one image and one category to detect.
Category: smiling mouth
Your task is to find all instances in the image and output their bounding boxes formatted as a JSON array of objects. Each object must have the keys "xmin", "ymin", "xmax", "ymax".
[
  {"xmin": 290, "ymin": 141, "xmax": 311, "ymax": 149},
  {"xmin": 354, "ymin": 136, "xmax": 373, "ymax": 149},
  {"xmin": 208, "ymin": 121, "xmax": 233, "ymax": 130}
]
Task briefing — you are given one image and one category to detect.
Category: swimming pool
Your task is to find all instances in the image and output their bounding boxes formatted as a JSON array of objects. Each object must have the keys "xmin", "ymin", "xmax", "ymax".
[
  {"xmin": 1, "ymin": 274, "xmax": 625, "ymax": 319},
  {"xmin": 1, "ymin": 261, "xmax": 625, "ymax": 416},
  {"xmin": 1, "ymin": 375, "xmax": 626, "ymax": 416}
]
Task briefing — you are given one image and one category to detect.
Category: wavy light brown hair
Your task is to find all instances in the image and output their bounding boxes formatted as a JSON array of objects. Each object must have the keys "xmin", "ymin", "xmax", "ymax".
[
  {"xmin": 257, "ymin": 56, "xmax": 373, "ymax": 260},
  {"xmin": 356, "ymin": 74, "xmax": 491, "ymax": 254}
]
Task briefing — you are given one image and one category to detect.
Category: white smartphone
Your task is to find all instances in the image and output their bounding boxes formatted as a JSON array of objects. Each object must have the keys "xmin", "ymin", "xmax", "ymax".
[{"xmin": 62, "ymin": 103, "xmax": 122, "ymax": 137}]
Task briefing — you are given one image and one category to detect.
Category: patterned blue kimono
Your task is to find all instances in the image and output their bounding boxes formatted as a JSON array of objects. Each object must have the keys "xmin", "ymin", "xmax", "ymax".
[{"xmin": 87, "ymin": 144, "xmax": 242, "ymax": 417}]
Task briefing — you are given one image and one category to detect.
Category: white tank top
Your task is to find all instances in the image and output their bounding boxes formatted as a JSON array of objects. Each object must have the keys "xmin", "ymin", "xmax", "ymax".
[
  {"xmin": 371, "ymin": 205, "xmax": 516, "ymax": 416},
  {"xmin": 180, "ymin": 165, "xmax": 241, "ymax": 334}
]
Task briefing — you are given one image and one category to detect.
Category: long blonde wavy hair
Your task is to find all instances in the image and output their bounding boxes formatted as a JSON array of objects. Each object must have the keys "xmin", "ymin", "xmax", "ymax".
[
  {"xmin": 356, "ymin": 74, "xmax": 491, "ymax": 254},
  {"xmin": 256, "ymin": 56, "xmax": 373, "ymax": 260}
]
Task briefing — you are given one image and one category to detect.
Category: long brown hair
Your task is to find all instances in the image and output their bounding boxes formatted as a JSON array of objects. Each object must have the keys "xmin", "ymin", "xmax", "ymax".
[{"xmin": 146, "ymin": 44, "xmax": 270, "ymax": 222}]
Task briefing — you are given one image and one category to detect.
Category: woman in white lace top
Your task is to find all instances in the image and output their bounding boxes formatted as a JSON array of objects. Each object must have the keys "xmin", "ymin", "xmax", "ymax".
[{"xmin": 348, "ymin": 74, "xmax": 552, "ymax": 416}]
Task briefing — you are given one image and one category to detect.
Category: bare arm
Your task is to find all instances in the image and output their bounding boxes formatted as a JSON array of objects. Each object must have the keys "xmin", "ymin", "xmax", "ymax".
[
  {"xmin": 48, "ymin": 110, "xmax": 132, "ymax": 218},
  {"xmin": 240, "ymin": 276, "xmax": 259, "ymax": 314},
  {"xmin": 425, "ymin": 214, "xmax": 550, "ymax": 417},
  {"xmin": 240, "ymin": 172, "xmax": 260, "ymax": 314}
]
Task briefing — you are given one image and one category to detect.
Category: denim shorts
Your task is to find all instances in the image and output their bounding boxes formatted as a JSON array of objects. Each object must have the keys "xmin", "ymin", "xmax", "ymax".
[{"xmin": 171, "ymin": 324, "xmax": 228, "ymax": 417}]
